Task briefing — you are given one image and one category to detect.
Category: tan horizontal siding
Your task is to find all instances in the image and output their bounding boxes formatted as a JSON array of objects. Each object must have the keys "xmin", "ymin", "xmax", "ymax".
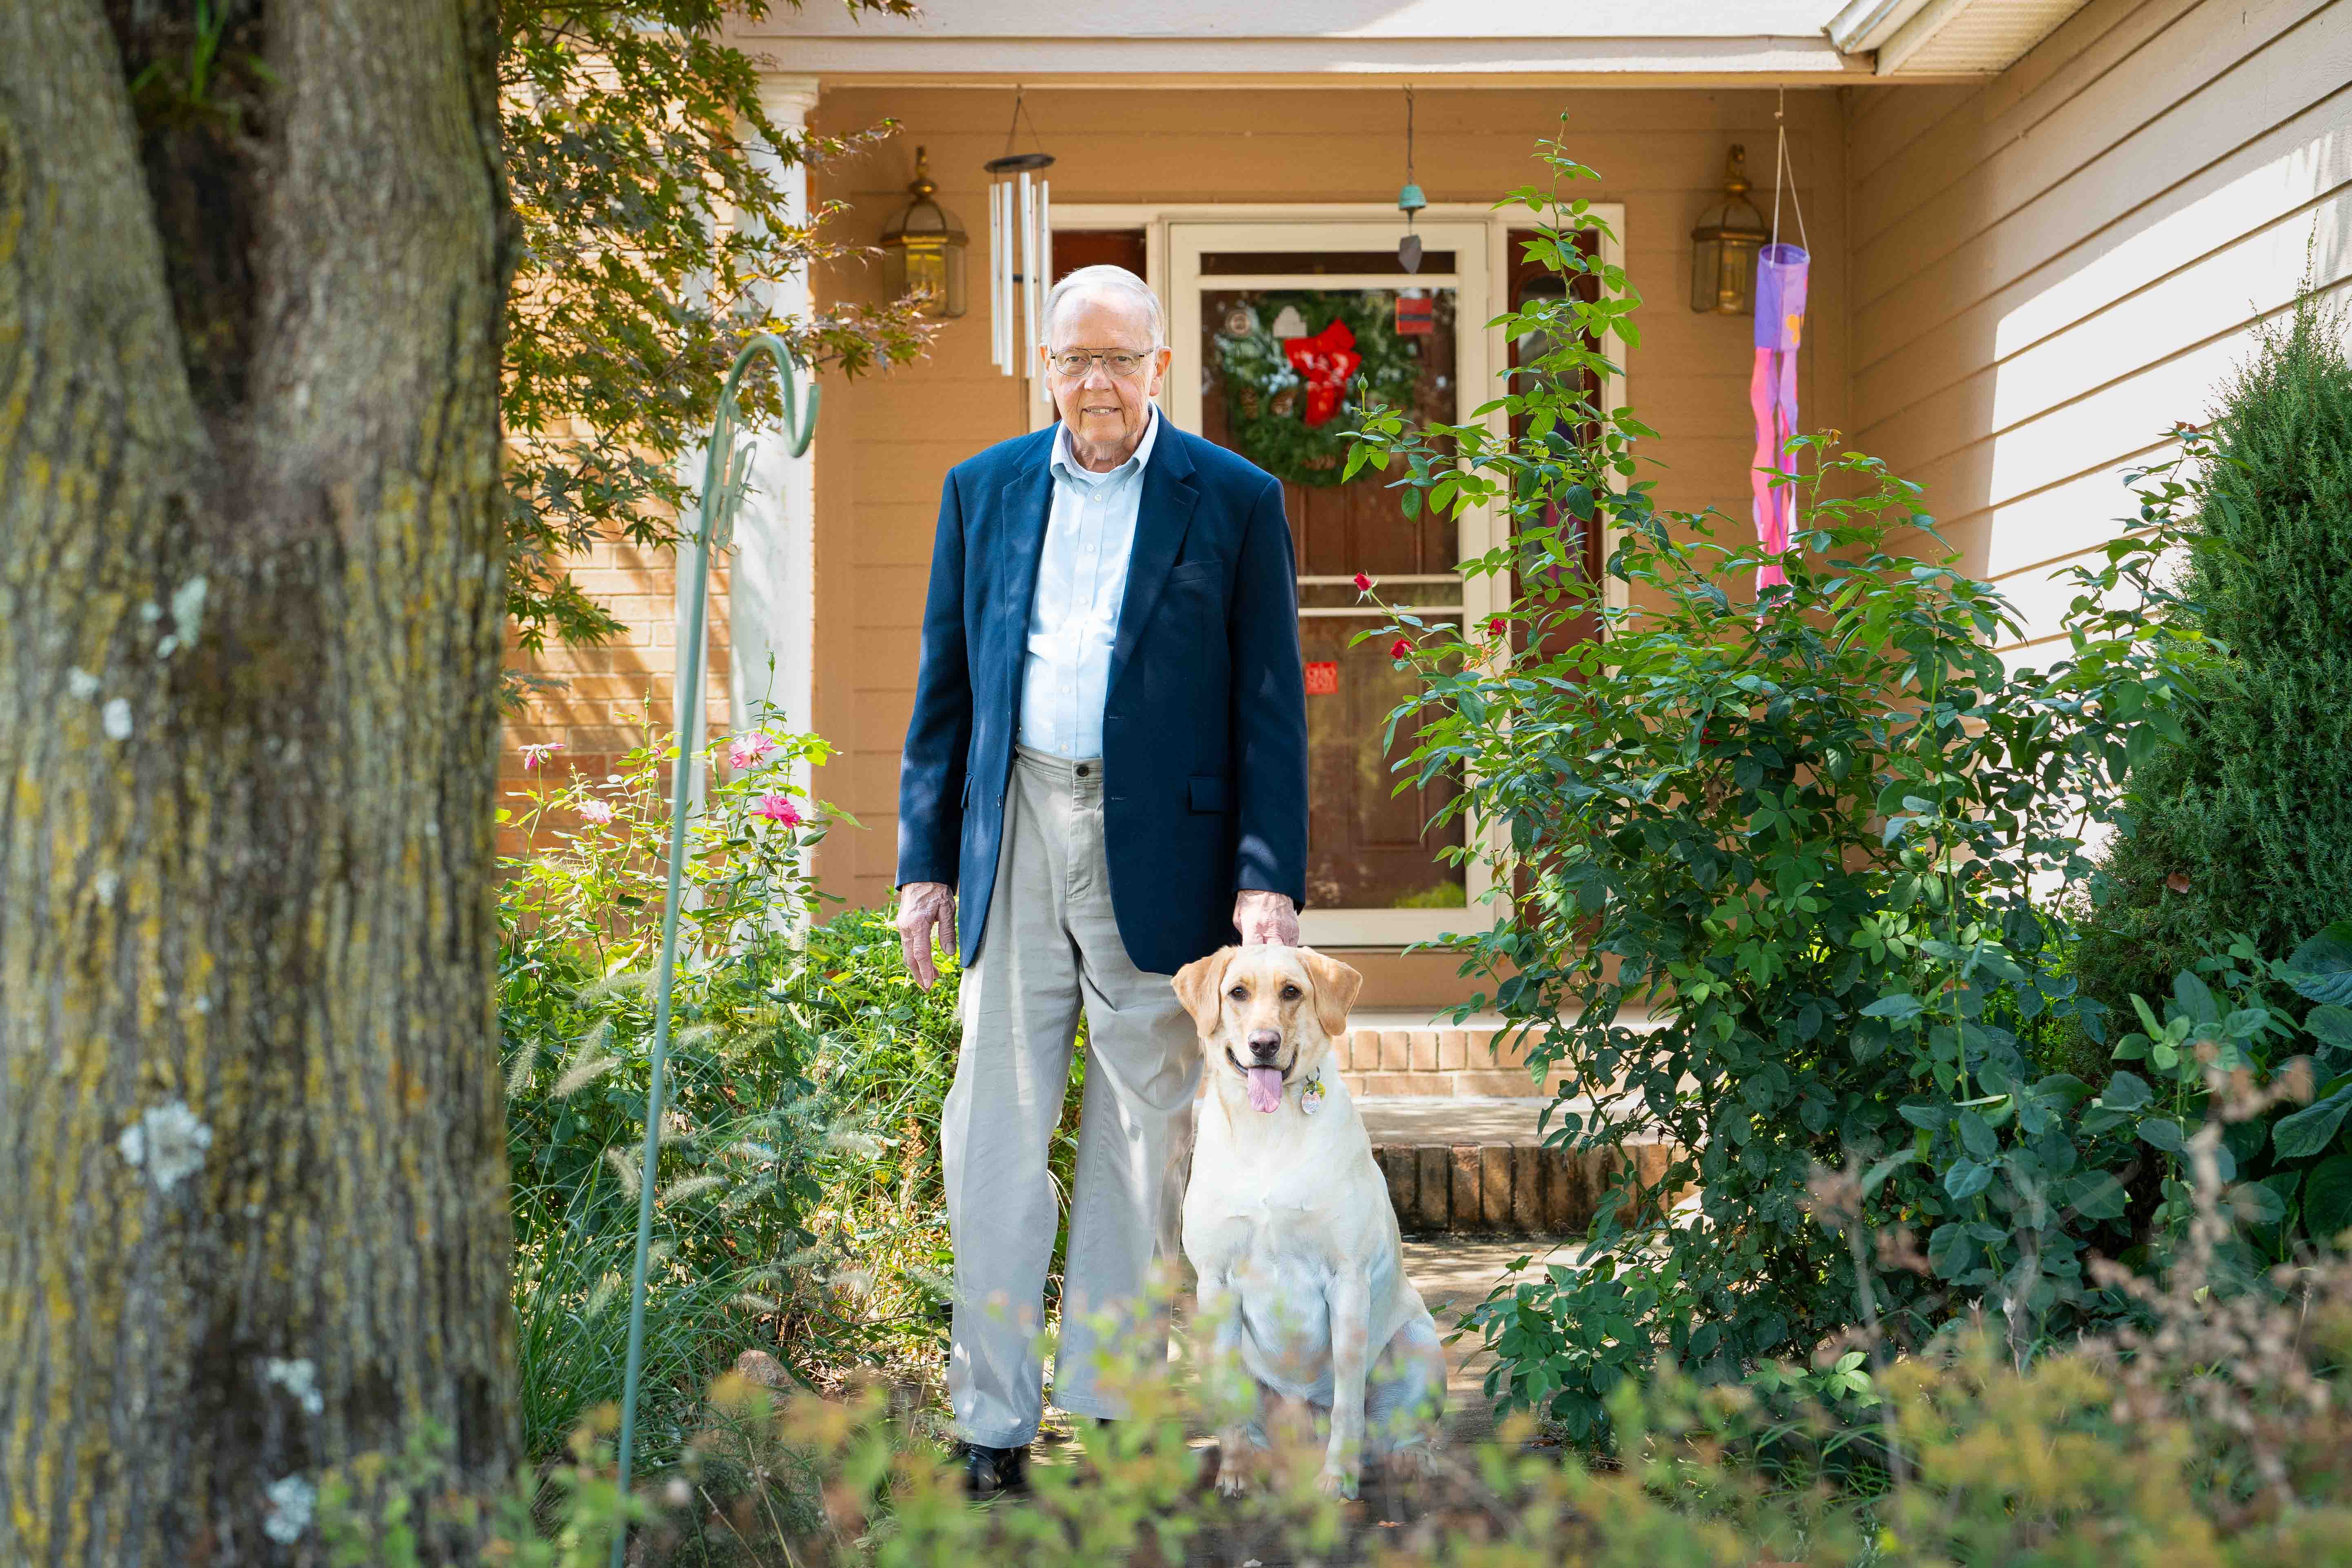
[
  {"xmin": 1844, "ymin": 0, "xmax": 2352, "ymax": 653},
  {"xmin": 1854, "ymin": 91, "xmax": 2352, "ymax": 429},
  {"xmin": 1852, "ymin": 0, "xmax": 2259, "ymax": 250}
]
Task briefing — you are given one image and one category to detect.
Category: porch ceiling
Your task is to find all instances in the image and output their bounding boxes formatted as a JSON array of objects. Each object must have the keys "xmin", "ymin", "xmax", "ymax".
[{"xmin": 728, "ymin": 0, "xmax": 1883, "ymax": 86}]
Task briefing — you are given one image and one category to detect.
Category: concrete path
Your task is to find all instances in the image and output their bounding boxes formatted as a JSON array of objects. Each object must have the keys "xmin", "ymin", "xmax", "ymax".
[{"xmin": 1401, "ymin": 1235, "xmax": 1584, "ymax": 1444}]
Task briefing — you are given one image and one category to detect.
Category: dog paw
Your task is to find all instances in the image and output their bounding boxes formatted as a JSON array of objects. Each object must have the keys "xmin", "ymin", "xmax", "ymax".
[
  {"xmin": 1215, "ymin": 1469, "xmax": 1248, "ymax": 1499},
  {"xmin": 1315, "ymin": 1466, "xmax": 1358, "ymax": 1500}
]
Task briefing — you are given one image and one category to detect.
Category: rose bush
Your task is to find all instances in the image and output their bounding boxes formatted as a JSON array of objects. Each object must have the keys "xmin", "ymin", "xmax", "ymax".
[{"xmin": 1343, "ymin": 127, "xmax": 2342, "ymax": 1443}]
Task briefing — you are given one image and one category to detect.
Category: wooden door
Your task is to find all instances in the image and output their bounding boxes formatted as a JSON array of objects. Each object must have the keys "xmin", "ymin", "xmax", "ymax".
[{"xmin": 1170, "ymin": 222, "xmax": 1499, "ymax": 941}]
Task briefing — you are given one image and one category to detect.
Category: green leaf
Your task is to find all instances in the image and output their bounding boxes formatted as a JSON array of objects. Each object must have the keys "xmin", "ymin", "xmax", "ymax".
[
  {"xmin": 1943, "ymin": 1159, "xmax": 1992, "ymax": 1201},
  {"xmin": 2171, "ymin": 971, "xmax": 2219, "ymax": 1026},
  {"xmin": 1926, "ymin": 1220, "xmax": 1974, "ymax": 1279},
  {"xmin": 2229, "ymin": 1181, "xmax": 2287, "ymax": 1227},
  {"xmin": 2032, "ymin": 1073, "xmax": 2092, "ymax": 1106},
  {"xmin": 2097, "ymin": 1071, "xmax": 2153, "ymax": 1111},
  {"xmin": 2059, "ymin": 1171, "xmax": 2127, "ymax": 1220},
  {"xmin": 1957, "ymin": 1110, "xmax": 1998, "ymax": 1161},
  {"xmin": 2301, "ymin": 1153, "xmax": 2352, "ymax": 1242},
  {"xmin": 2285, "ymin": 922, "xmax": 2352, "ymax": 1006},
  {"xmin": 2272, "ymin": 1086, "xmax": 2352, "ymax": 1161},
  {"xmin": 2304, "ymin": 1005, "xmax": 2352, "ymax": 1052},
  {"xmin": 2137, "ymin": 1117, "xmax": 2186, "ymax": 1154},
  {"xmin": 1863, "ymin": 993, "xmax": 1925, "ymax": 1022}
]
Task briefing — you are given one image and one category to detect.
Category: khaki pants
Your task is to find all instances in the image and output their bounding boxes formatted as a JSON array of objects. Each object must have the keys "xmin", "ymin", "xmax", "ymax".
[{"xmin": 941, "ymin": 746, "xmax": 1202, "ymax": 1446}]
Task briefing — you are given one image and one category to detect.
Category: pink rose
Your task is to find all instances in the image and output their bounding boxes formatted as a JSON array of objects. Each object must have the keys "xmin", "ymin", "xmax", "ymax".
[
  {"xmin": 751, "ymin": 792, "xmax": 802, "ymax": 827},
  {"xmin": 520, "ymin": 741, "xmax": 564, "ymax": 771},
  {"xmin": 576, "ymin": 798, "xmax": 616, "ymax": 826},
  {"xmin": 728, "ymin": 732, "xmax": 778, "ymax": 772}
]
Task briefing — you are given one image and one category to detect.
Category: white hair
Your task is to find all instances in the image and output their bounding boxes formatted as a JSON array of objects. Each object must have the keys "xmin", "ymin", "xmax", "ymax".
[{"xmin": 1040, "ymin": 264, "xmax": 1165, "ymax": 350}]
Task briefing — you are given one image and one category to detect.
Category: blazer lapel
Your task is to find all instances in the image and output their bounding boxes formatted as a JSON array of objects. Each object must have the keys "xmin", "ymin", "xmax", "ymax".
[
  {"xmin": 1108, "ymin": 429, "xmax": 1199, "ymax": 700},
  {"xmin": 995, "ymin": 442, "xmax": 1056, "ymax": 714}
]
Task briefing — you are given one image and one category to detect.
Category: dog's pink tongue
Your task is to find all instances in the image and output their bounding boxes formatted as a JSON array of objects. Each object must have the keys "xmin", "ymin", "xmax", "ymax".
[{"xmin": 1246, "ymin": 1066, "xmax": 1284, "ymax": 1114}]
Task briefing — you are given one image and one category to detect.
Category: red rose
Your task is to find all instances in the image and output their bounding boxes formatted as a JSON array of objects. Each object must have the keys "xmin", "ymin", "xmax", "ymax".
[
  {"xmin": 1488, "ymin": 616, "xmax": 1508, "ymax": 636},
  {"xmin": 1388, "ymin": 637, "xmax": 1412, "ymax": 660},
  {"xmin": 1352, "ymin": 571, "xmax": 1373, "ymax": 593}
]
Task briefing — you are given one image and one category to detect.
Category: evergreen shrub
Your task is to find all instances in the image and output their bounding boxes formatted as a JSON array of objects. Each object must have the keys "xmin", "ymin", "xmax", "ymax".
[{"xmin": 2076, "ymin": 295, "xmax": 2352, "ymax": 1015}]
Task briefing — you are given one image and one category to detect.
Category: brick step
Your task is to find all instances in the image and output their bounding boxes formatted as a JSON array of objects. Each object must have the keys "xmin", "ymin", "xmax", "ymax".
[
  {"xmin": 1357, "ymin": 1096, "xmax": 1681, "ymax": 1237},
  {"xmin": 1329, "ymin": 1011, "xmax": 1659, "ymax": 1100}
]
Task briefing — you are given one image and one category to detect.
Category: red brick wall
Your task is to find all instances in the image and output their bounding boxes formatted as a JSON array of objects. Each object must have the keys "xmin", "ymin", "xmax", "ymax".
[{"xmin": 497, "ymin": 537, "xmax": 734, "ymax": 860}]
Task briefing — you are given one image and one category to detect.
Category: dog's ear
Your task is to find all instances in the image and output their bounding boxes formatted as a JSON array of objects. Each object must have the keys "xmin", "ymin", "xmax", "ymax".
[
  {"xmin": 1298, "ymin": 948, "xmax": 1363, "ymax": 1041},
  {"xmin": 1172, "ymin": 947, "xmax": 1238, "ymax": 1037}
]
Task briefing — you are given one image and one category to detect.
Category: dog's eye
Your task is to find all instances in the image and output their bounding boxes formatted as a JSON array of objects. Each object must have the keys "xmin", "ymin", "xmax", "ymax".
[
  {"xmin": 1281, "ymin": 984, "xmax": 1301, "ymax": 999},
  {"xmin": 1227, "ymin": 985, "xmax": 1248, "ymax": 1000}
]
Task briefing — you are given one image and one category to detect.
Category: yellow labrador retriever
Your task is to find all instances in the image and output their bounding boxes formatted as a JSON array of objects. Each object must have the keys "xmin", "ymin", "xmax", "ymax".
[{"xmin": 1173, "ymin": 944, "xmax": 1446, "ymax": 1498}]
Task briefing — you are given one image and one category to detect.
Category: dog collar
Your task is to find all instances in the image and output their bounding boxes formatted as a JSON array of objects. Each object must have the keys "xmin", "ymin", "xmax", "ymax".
[{"xmin": 1300, "ymin": 1069, "xmax": 1326, "ymax": 1117}]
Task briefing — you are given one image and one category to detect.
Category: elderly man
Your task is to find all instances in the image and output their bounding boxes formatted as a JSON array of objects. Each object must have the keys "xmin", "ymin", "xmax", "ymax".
[{"xmin": 895, "ymin": 263, "xmax": 1308, "ymax": 1495}]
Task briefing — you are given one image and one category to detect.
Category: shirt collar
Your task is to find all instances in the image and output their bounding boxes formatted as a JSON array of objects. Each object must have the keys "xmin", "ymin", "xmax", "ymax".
[{"xmin": 1049, "ymin": 402, "xmax": 1160, "ymax": 488}]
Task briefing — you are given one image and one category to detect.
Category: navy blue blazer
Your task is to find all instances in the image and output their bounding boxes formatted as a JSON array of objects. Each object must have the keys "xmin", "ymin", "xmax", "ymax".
[{"xmin": 895, "ymin": 421, "xmax": 1309, "ymax": 977}]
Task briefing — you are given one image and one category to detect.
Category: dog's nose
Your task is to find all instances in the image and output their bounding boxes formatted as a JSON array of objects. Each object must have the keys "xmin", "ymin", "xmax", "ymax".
[{"xmin": 1246, "ymin": 1029, "xmax": 1282, "ymax": 1063}]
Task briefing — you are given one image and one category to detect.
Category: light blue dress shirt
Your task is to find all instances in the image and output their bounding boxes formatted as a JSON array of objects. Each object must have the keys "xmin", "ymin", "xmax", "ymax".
[{"xmin": 1018, "ymin": 406, "xmax": 1162, "ymax": 758}]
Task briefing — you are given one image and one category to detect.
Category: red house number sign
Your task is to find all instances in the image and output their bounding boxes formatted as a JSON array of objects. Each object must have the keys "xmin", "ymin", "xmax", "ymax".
[{"xmin": 1304, "ymin": 661, "xmax": 1339, "ymax": 696}]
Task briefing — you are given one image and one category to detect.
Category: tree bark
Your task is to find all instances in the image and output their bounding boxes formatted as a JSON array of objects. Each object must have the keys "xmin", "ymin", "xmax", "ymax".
[{"xmin": 0, "ymin": 1, "xmax": 517, "ymax": 1561}]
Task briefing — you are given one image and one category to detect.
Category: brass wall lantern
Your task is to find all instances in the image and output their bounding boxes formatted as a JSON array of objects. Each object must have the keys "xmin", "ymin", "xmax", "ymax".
[
  {"xmin": 879, "ymin": 146, "xmax": 968, "ymax": 319},
  {"xmin": 1690, "ymin": 144, "xmax": 1770, "ymax": 315}
]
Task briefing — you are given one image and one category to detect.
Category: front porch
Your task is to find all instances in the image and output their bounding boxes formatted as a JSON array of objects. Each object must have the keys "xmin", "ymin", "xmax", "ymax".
[
  {"xmin": 500, "ymin": 0, "xmax": 2350, "ymax": 1019},
  {"xmin": 793, "ymin": 80, "xmax": 1849, "ymax": 1013}
]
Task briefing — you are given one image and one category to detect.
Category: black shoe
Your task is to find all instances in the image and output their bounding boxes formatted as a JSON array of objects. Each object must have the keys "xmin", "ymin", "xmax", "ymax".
[{"xmin": 957, "ymin": 1441, "xmax": 1028, "ymax": 1499}]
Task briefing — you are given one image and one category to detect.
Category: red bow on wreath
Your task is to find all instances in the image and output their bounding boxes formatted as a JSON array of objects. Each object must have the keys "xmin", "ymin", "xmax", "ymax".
[{"xmin": 1281, "ymin": 320, "xmax": 1362, "ymax": 428}]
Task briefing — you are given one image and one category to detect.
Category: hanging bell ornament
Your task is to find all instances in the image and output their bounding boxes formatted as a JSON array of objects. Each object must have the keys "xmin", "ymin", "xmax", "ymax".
[{"xmin": 1397, "ymin": 180, "xmax": 1427, "ymax": 274}]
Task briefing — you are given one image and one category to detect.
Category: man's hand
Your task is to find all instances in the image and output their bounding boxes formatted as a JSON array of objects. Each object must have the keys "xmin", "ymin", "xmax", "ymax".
[
  {"xmin": 895, "ymin": 881, "xmax": 958, "ymax": 990},
  {"xmin": 1233, "ymin": 889, "xmax": 1300, "ymax": 947}
]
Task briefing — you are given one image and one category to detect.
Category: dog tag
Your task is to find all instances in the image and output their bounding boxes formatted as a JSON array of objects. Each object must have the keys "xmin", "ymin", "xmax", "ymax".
[{"xmin": 1300, "ymin": 1074, "xmax": 1326, "ymax": 1116}]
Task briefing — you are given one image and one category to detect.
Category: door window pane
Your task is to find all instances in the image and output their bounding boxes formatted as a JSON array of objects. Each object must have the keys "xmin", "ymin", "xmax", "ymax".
[{"xmin": 1197, "ymin": 281, "xmax": 1465, "ymax": 911}]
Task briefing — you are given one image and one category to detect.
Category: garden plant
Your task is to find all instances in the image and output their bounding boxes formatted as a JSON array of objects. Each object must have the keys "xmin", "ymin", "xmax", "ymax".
[
  {"xmin": 320, "ymin": 1086, "xmax": 2352, "ymax": 1564},
  {"xmin": 1344, "ymin": 132, "xmax": 2350, "ymax": 1440},
  {"xmin": 500, "ymin": 710, "xmax": 842, "ymax": 1464}
]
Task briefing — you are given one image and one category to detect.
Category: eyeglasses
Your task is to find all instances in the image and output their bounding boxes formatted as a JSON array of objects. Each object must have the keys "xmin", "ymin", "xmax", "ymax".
[{"xmin": 1046, "ymin": 349, "xmax": 1153, "ymax": 379}]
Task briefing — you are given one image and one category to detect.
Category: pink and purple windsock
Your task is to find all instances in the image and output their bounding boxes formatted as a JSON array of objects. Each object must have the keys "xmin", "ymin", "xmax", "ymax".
[{"xmin": 1750, "ymin": 243, "xmax": 1808, "ymax": 595}]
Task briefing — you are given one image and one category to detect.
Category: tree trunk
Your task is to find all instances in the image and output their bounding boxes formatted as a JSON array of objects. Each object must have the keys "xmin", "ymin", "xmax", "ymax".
[{"xmin": 0, "ymin": 1, "xmax": 518, "ymax": 1561}]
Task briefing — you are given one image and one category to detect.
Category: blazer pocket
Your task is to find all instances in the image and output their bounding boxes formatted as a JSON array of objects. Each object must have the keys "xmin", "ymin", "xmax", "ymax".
[
  {"xmin": 1166, "ymin": 557, "xmax": 1226, "ymax": 586},
  {"xmin": 1188, "ymin": 775, "xmax": 1230, "ymax": 814}
]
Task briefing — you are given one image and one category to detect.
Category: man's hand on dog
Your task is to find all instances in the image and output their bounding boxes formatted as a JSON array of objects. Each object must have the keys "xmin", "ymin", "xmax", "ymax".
[
  {"xmin": 895, "ymin": 881, "xmax": 958, "ymax": 990},
  {"xmin": 1233, "ymin": 889, "xmax": 1299, "ymax": 946}
]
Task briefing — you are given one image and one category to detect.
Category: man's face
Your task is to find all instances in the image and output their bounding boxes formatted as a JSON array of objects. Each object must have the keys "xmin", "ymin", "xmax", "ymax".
[{"xmin": 1039, "ymin": 289, "xmax": 1170, "ymax": 458}]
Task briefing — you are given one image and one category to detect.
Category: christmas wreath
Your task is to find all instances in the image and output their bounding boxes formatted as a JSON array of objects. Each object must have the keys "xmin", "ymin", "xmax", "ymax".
[{"xmin": 1213, "ymin": 291, "xmax": 1428, "ymax": 488}]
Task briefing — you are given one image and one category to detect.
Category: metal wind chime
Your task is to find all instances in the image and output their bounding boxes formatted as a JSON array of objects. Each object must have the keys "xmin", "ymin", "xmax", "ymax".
[{"xmin": 986, "ymin": 88, "xmax": 1055, "ymax": 397}]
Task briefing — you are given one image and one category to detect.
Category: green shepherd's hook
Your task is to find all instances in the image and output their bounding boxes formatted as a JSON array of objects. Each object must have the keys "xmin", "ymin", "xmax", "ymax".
[{"xmin": 611, "ymin": 335, "xmax": 818, "ymax": 1565}]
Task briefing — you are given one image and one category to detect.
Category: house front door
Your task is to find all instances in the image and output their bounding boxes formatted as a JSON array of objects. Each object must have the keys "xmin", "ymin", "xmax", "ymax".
[{"xmin": 1169, "ymin": 221, "xmax": 1501, "ymax": 946}]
